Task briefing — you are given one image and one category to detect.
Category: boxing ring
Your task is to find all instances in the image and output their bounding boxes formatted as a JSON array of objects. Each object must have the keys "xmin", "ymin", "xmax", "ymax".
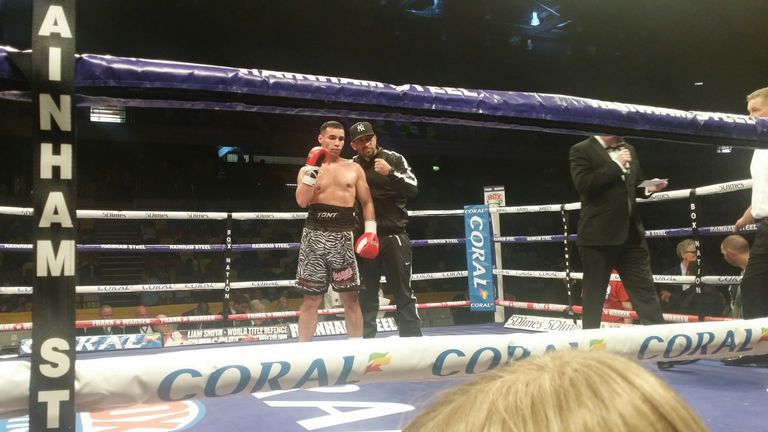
[
  {"xmin": 2, "ymin": 46, "xmax": 768, "ymax": 431},
  {"xmin": 1, "ymin": 180, "xmax": 768, "ymax": 430}
]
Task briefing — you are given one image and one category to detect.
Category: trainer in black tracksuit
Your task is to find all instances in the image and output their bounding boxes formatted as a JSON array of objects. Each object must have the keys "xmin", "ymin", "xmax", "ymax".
[{"xmin": 349, "ymin": 121, "xmax": 422, "ymax": 338}]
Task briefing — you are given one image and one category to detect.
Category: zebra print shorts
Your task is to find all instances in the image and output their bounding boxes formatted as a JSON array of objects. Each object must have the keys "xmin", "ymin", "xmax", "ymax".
[{"xmin": 295, "ymin": 227, "xmax": 361, "ymax": 295}]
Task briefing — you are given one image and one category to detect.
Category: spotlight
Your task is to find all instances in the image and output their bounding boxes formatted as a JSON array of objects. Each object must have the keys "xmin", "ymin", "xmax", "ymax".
[
  {"xmin": 90, "ymin": 107, "xmax": 125, "ymax": 123},
  {"xmin": 530, "ymin": 11, "xmax": 540, "ymax": 26}
]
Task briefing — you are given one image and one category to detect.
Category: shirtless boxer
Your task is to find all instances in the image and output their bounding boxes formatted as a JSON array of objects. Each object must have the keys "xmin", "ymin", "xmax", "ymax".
[{"xmin": 295, "ymin": 121, "xmax": 378, "ymax": 342}]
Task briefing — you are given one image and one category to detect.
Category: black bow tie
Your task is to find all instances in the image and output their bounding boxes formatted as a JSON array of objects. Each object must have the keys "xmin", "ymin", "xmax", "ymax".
[{"xmin": 606, "ymin": 145, "xmax": 619, "ymax": 151}]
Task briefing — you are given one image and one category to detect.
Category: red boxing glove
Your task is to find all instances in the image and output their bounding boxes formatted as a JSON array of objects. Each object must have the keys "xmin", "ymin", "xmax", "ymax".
[
  {"xmin": 302, "ymin": 146, "xmax": 329, "ymax": 186},
  {"xmin": 355, "ymin": 220, "xmax": 379, "ymax": 259},
  {"xmin": 306, "ymin": 146, "xmax": 329, "ymax": 167}
]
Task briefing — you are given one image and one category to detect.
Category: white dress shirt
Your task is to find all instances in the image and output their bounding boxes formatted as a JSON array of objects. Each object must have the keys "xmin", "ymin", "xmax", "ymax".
[
  {"xmin": 595, "ymin": 136, "xmax": 629, "ymax": 175},
  {"xmin": 680, "ymin": 263, "xmax": 692, "ymax": 292},
  {"xmin": 751, "ymin": 149, "xmax": 768, "ymax": 219}
]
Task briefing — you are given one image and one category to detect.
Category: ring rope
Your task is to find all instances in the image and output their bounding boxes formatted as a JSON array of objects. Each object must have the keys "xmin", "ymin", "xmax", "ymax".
[
  {"xmin": 0, "ymin": 179, "xmax": 753, "ymax": 219},
  {"xmin": 0, "ymin": 301, "xmax": 471, "ymax": 331},
  {"xmin": 0, "ymin": 221, "xmax": 757, "ymax": 253},
  {"xmin": 0, "ymin": 299, "xmax": 727, "ymax": 332},
  {"xmin": 495, "ymin": 300, "xmax": 729, "ymax": 323},
  {"xmin": 0, "ymin": 268, "xmax": 741, "ymax": 297}
]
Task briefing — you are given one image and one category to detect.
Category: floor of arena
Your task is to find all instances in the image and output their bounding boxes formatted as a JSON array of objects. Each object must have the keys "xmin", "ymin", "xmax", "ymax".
[{"xmin": 1, "ymin": 323, "xmax": 766, "ymax": 431}]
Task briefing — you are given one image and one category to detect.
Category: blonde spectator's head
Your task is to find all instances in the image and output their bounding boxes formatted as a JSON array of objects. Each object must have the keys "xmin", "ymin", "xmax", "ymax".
[
  {"xmin": 721, "ymin": 235, "xmax": 750, "ymax": 270},
  {"xmin": 404, "ymin": 350, "xmax": 707, "ymax": 432},
  {"xmin": 747, "ymin": 86, "xmax": 768, "ymax": 103},
  {"xmin": 675, "ymin": 238, "xmax": 696, "ymax": 262},
  {"xmin": 721, "ymin": 234, "xmax": 750, "ymax": 255},
  {"xmin": 746, "ymin": 87, "xmax": 768, "ymax": 118}
]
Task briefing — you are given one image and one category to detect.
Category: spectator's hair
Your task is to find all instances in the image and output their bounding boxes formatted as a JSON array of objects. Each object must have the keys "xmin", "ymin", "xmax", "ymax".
[
  {"xmin": 747, "ymin": 87, "xmax": 768, "ymax": 102},
  {"xmin": 99, "ymin": 304, "xmax": 113, "ymax": 317},
  {"xmin": 320, "ymin": 121, "xmax": 344, "ymax": 133},
  {"xmin": 134, "ymin": 304, "xmax": 149, "ymax": 317},
  {"xmin": 231, "ymin": 293, "xmax": 250, "ymax": 305},
  {"xmin": 721, "ymin": 234, "xmax": 750, "ymax": 255},
  {"xmin": 404, "ymin": 350, "xmax": 707, "ymax": 432},
  {"xmin": 249, "ymin": 299, "xmax": 266, "ymax": 313},
  {"xmin": 675, "ymin": 239, "xmax": 696, "ymax": 259},
  {"xmin": 195, "ymin": 302, "xmax": 209, "ymax": 314}
]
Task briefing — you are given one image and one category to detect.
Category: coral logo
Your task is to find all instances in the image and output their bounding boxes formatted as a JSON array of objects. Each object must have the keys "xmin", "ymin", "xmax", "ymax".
[
  {"xmin": 589, "ymin": 339, "xmax": 607, "ymax": 351},
  {"xmin": 760, "ymin": 328, "xmax": 768, "ymax": 343},
  {"xmin": 79, "ymin": 401, "xmax": 205, "ymax": 431},
  {"xmin": 478, "ymin": 288, "xmax": 489, "ymax": 300},
  {"xmin": 365, "ymin": 352, "xmax": 391, "ymax": 374}
]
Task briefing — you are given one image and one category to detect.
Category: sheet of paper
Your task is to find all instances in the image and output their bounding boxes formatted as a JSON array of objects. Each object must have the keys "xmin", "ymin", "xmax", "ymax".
[{"xmin": 638, "ymin": 178, "xmax": 668, "ymax": 188}]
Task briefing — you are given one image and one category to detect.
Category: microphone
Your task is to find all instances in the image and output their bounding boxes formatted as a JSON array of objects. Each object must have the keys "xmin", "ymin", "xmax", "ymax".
[{"xmin": 617, "ymin": 141, "xmax": 630, "ymax": 174}]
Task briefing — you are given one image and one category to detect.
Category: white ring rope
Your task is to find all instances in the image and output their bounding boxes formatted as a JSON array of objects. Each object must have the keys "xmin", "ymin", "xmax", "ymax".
[
  {"xmin": 494, "ymin": 269, "xmax": 741, "ymax": 285},
  {"xmin": 0, "ymin": 221, "xmax": 756, "ymax": 254},
  {"xmin": 0, "ymin": 301, "xmax": 471, "ymax": 331},
  {"xmin": 0, "ymin": 267, "xmax": 740, "ymax": 297},
  {"xmin": 0, "ymin": 179, "xmax": 753, "ymax": 219},
  {"xmin": 0, "ymin": 298, "xmax": 724, "ymax": 332},
  {"xmin": 0, "ymin": 270, "xmax": 474, "ymax": 296},
  {"xmin": 495, "ymin": 300, "xmax": 727, "ymax": 324}
]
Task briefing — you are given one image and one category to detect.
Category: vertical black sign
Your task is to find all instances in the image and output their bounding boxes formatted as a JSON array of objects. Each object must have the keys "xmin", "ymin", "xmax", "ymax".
[
  {"xmin": 222, "ymin": 216, "xmax": 233, "ymax": 320},
  {"xmin": 29, "ymin": 1, "xmax": 77, "ymax": 430},
  {"xmin": 560, "ymin": 205, "xmax": 576, "ymax": 324},
  {"xmin": 689, "ymin": 190, "xmax": 704, "ymax": 321}
]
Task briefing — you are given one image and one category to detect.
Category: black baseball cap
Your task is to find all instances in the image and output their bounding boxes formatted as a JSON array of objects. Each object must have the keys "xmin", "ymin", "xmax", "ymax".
[{"xmin": 349, "ymin": 121, "xmax": 375, "ymax": 142}]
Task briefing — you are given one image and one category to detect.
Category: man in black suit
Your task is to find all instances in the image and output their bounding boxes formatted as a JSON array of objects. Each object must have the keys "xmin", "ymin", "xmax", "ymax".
[
  {"xmin": 124, "ymin": 304, "xmax": 153, "ymax": 334},
  {"xmin": 659, "ymin": 239, "xmax": 725, "ymax": 316},
  {"xmin": 178, "ymin": 302, "xmax": 211, "ymax": 330},
  {"xmin": 84, "ymin": 304, "xmax": 126, "ymax": 336},
  {"xmin": 570, "ymin": 135, "xmax": 669, "ymax": 330}
]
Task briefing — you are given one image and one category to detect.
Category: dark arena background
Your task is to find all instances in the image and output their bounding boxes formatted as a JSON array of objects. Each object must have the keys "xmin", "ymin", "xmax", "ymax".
[{"xmin": 1, "ymin": 1, "xmax": 767, "ymax": 431}]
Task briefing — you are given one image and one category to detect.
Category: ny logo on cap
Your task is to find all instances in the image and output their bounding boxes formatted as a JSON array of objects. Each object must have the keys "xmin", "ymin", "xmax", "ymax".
[{"xmin": 356, "ymin": 124, "xmax": 366, "ymax": 132}]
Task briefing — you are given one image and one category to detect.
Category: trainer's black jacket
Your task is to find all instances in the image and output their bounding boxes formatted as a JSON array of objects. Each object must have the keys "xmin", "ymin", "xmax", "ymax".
[{"xmin": 353, "ymin": 147, "xmax": 418, "ymax": 235}]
